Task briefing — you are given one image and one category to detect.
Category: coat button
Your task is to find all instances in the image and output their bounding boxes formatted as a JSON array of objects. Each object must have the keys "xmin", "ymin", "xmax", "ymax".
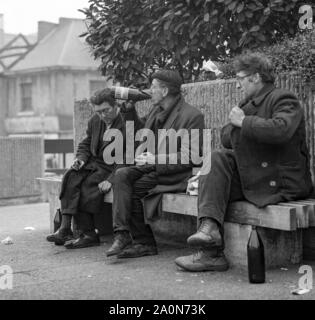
[
  {"xmin": 261, "ymin": 162, "xmax": 268, "ymax": 168},
  {"xmin": 269, "ymin": 181, "xmax": 277, "ymax": 187}
]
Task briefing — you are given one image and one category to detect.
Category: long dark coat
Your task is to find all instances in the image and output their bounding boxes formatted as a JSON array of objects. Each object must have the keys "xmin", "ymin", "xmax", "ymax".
[
  {"xmin": 221, "ymin": 83, "xmax": 313, "ymax": 207},
  {"xmin": 60, "ymin": 108, "xmax": 140, "ymax": 214},
  {"xmin": 121, "ymin": 95, "xmax": 205, "ymax": 220}
]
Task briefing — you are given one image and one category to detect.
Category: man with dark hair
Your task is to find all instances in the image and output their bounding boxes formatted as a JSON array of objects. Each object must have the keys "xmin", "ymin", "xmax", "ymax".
[
  {"xmin": 175, "ymin": 52, "xmax": 313, "ymax": 272},
  {"xmin": 106, "ymin": 69, "xmax": 205, "ymax": 259},
  {"xmin": 46, "ymin": 89, "xmax": 140, "ymax": 249}
]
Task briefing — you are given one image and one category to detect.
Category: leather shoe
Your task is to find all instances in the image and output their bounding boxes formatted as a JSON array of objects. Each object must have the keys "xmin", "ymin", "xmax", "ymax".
[
  {"xmin": 46, "ymin": 228, "xmax": 73, "ymax": 246},
  {"xmin": 117, "ymin": 243, "xmax": 158, "ymax": 259},
  {"xmin": 64, "ymin": 233, "xmax": 100, "ymax": 249},
  {"xmin": 106, "ymin": 231, "xmax": 132, "ymax": 257},
  {"xmin": 175, "ymin": 249, "xmax": 229, "ymax": 272},
  {"xmin": 187, "ymin": 218, "xmax": 222, "ymax": 248}
]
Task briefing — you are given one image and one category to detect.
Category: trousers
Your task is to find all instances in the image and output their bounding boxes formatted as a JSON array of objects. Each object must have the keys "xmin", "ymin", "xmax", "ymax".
[
  {"xmin": 198, "ymin": 150, "xmax": 245, "ymax": 227},
  {"xmin": 59, "ymin": 160, "xmax": 112, "ymax": 234},
  {"xmin": 112, "ymin": 165, "xmax": 159, "ymax": 245}
]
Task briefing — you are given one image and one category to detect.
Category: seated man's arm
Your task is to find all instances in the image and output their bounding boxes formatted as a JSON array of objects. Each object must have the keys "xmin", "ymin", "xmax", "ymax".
[
  {"xmin": 120, "ymin": 101, "xmax": 147, "ymax": 131},
  {"xmin": 241, "ymin": 94, "xmax": 303, "ymax": 144},
  {"xmin": 221, "ymin": 123, "xmax": 234, "ymax": 149},
  {"xmin": 104, "ymin": 106, "xmax": 146, "ymax": 185},
  {"xmin": 75, "ymin": 118, "xmax": 93, "ymax": 165},
  {"xmin": 155, "ymin": 113, "xmax": 205, "ymax": 175}
]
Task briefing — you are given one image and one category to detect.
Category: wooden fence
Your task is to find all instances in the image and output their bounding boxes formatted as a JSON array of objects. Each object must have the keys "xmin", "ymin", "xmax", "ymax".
[
  {"xmin": 0, "ymin": 136, "xmax": 44, "ymax": 199},
  {"xmin": 74, "ymin": 74, "xmax": 315, "ymax": 179}
]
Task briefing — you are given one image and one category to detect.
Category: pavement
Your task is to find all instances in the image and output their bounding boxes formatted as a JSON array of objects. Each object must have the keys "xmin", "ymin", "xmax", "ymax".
[{"xmin": 0, "ymin": 202, "xmax": 314, "ymax": 300}]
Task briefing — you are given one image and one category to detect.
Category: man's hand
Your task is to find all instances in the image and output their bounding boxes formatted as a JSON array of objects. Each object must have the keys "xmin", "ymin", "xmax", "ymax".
[
  {"xmin": 135, "ymin": 152, "xmax": 155, "ymax": 166},
  {"xmin": 71, "ymin": 159, "xmax": 84, "ymax": 171},
  {"xmin": 98, "ymin": 180, "xmax": 112, "ymax": 194},
  {"xmin": 229, "ymin": 106, "xmax": 245, "ymax": 127},
  {"xmin": 121, "ymin": 100, "xmax": 136, "ymax": 112},
  {"xmin": 186, "ymin": 173, "xmax": 200, "ymax": 195}
]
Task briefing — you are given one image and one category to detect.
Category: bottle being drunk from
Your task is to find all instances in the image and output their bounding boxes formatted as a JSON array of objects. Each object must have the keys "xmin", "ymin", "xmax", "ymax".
[{"xmin": 110, "ymin": 86, "xmax": 151, "ymax": 101}]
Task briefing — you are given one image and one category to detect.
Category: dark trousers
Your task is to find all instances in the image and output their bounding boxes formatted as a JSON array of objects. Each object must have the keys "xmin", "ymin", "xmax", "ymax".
[
  {"xmin": 60, "ymin": 162, "xmax": 112, "ymax": 235},
  {"xmin": 198, "ymin": 150, "xmax": 245, "ymax": 227},
  {"xmin": 76, "ymin": 204, "xmax": 111, "ymax": 236},
  {"xmin": 60, "ymin": 169, "xmax": 90, "ymax": 215},
  {"xmin": 112, "ymin": 165, "xmax": 158, "ymax": 245}
]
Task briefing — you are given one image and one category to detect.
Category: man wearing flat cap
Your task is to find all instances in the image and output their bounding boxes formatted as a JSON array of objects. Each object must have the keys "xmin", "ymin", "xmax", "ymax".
[{"xmin": 107, "ymin": 69, "xmax": 205, "ymax": 258}]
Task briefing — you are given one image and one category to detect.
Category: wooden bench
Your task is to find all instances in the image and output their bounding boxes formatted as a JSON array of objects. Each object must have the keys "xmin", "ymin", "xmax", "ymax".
[
  {"xmin": 104, "ymin": 189, "xmax": 315, "ymax": 268},
  {"xmin": 38, "ymin": 175, "xmax": 315, "ymax": 268}
]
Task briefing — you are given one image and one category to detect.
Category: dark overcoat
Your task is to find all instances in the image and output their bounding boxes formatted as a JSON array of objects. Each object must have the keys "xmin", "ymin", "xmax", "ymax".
[
  {"xmin": 60, "ymin": 108, "xmax": 141, "ymax": 214},
  {"xmin": 122, "ymin": 95, "xmax": 205, "ymax": 220},
  {"xmin": 221, "ymin": 83, "xmax": 313, "ymax": 207}
]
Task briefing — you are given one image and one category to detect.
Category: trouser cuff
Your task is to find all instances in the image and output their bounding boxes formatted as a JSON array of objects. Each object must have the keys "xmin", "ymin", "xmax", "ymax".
[
  {"xmin": 198, "ymin": 206, "xmax": 224, "ymax": 227},
  {"xmin": 61, "ymin": 209, "xmax": 77, "ymax": 215}
]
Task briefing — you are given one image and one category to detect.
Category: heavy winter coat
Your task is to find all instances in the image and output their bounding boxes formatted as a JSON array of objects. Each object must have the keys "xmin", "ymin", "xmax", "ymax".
[{"xmin": 221, "ymin": 83, "xmax": 313, "ymax": 207}]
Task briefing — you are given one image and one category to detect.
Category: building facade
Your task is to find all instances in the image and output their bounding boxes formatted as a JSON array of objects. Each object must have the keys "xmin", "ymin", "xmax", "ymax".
[{"xmin": 0, "ymin": 17, "xmax": 110, "ymax": 139}]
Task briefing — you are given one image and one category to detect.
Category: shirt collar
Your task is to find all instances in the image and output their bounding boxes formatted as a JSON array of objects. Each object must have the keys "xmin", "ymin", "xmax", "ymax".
[{"xmin": 251, "ymin": 83, "xmax": 275, "ymax": 107}]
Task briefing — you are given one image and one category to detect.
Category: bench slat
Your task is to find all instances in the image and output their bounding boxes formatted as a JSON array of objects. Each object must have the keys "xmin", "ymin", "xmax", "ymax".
[
  {"xmin": 162, "ymin": 193, "xmax": 198, "ymax": 216},
  {"xmin": 278, "ymin": 202, "xmax": 310, "ymax": 228},
  {"xmin": 162, "ymin": 193, "xmax": 297, "ymax": 231},
  {"xmin": 226, "ymin": 202, "xmax": 296, "ymax": 231},
  {"xmin": 289, "ymin": 200, "xmax": 315, "ymax": 227}
]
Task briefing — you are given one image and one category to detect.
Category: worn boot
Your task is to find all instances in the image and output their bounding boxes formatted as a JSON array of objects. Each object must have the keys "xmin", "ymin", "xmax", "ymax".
[
  {"xmin": 117, "ymin": 243, "xmax": 158, "ymax": 259},
  {"xmin": 187, "ymin": 218, "xmax": 222, "ymax": 248},
  {"xmin": 46, "ymin": 228, "xmax": 74, "ymax": 246},
  {"xmin": 106, "ymin": 231, "xmax": 132, "ymax": 257},
  {"xmin": 175, "ymin": 249, "xmax": 229, "ymax": 272},
  {"xmin": 64, "ymin": 232, "xmax": 100, "ymax": 249}
]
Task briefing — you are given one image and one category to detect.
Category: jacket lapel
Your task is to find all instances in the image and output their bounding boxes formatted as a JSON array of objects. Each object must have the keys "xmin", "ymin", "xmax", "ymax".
[
  {"xmin": 157, "ymin": 99, "xmax": 181, "ymax": 151},
  {"xmin": 239, "ymin": 84, "xmax": 275, "ymax": 116},
  {"xmin": 91, "ymin": 117, "xmax": 101, "ymax": 157}
]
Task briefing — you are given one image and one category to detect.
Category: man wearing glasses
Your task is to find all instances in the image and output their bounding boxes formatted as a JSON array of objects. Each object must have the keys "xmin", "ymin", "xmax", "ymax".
[
  {"xmin": 175, "ymin": 52, "xmax": 313, "ymax": 272},
  {"xmin": 46, "ymin": 89, "xmax": 141, "ymax": 249}
]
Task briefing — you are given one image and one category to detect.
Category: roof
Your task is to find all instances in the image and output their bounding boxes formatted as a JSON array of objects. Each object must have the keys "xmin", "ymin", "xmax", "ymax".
[
  {"xmin": 0, "ymin": 34, "xmax": 36, "ymax": 73},
  {"xmin": 3, "ymin": 33, "xmax": 37, "ymax": 46},
  {"xmin": 7, "ymin": 18, "xmax": 99, "ymax": 74}
]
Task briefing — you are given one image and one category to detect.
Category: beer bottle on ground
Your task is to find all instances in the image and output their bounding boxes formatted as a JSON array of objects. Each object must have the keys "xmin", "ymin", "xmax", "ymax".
[{"xmin": 247, "ymin": 225, "xmax": 266, "ymax": 284}]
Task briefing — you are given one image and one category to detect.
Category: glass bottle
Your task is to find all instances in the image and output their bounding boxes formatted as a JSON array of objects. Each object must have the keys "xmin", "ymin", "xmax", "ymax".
[
  {"xmin": 247, "ymin": 226, "xmax": 265, "ymax": 283},
  {"xmin": 111, "ymin": 86, "xmax": 151, "ymax": 101}
]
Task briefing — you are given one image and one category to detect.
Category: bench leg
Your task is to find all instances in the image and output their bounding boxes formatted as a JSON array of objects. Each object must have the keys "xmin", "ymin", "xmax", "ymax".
[{"xmin": 303, "ymin": 227, "xmax": 315, "ymax": 260}]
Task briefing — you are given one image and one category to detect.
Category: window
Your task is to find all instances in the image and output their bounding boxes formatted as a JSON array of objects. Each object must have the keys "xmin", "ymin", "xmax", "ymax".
[
  {"xmin": 20, "ymin": 83, "xmax": 32, "ymax": 112},
  {"xmin": 89, "ymin": 80, "xmax": 107, "ymax": 96}
]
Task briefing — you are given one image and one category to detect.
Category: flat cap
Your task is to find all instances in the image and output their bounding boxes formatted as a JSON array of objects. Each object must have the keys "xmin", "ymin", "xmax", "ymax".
[{"xmin": 151, "ymin": 69, "xmax": 183, "ymax": 89}]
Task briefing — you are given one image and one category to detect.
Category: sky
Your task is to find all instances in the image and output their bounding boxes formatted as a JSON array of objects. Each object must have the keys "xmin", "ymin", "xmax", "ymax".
[{"xmin": 1, "ymin": 0, "xmax": 90, "ymax": 34}]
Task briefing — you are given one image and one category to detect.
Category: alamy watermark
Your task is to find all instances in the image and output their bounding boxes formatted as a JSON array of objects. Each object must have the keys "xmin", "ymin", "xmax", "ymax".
[
  {"xmin": 298, "ymin": 265, "xmax": 313, "ymax": 291},
  {"xmin": 102, "ymin": 122, "xmax": 212, "ymax": 175},
  {"xmin": 299, "ymin": 5, "xmax": 314, "ymax": 30},
  {"xmin": 0, "ymin": 265, "xmax": 13, "ymax": 290}
]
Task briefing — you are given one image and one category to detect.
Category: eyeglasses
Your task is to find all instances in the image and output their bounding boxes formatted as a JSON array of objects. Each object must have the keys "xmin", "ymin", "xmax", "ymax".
[
  {"xmin": 95, "ymin": 108, "xmax": 113, "ymax": 115},
  {"xmin": 236, "ymin": 74, "xmax": 252, "ymax": 82}
]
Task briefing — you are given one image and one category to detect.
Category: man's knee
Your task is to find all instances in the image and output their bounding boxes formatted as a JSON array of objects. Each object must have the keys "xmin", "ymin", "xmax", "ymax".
[
  {"xmin": 114, "ymin": 167, "xmax": 132, "ymax": 184},
  {"xmin": 211, "ymin": 150, "xmax": 235, "ymax": 169}
]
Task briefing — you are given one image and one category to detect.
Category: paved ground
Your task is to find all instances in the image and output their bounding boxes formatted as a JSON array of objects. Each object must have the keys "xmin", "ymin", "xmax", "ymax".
[{"xmin": 0, "ymin": 202, "xmax": 314, "ymax": 300}]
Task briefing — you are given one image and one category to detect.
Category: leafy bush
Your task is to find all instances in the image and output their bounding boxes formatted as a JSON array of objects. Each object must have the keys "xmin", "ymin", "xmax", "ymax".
[
  {"xmin": 219, "ymin": 29, "xmax": 315, "ymax": 85},
  {"xmin": 81, "ymin": 0, "xmax": 307, "ymax": 86}
]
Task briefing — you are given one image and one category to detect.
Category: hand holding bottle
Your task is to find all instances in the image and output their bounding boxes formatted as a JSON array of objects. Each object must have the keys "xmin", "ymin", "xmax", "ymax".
[{"xmin": 121, "ymin": 100, "xmax": 136, "ymax": 112}]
